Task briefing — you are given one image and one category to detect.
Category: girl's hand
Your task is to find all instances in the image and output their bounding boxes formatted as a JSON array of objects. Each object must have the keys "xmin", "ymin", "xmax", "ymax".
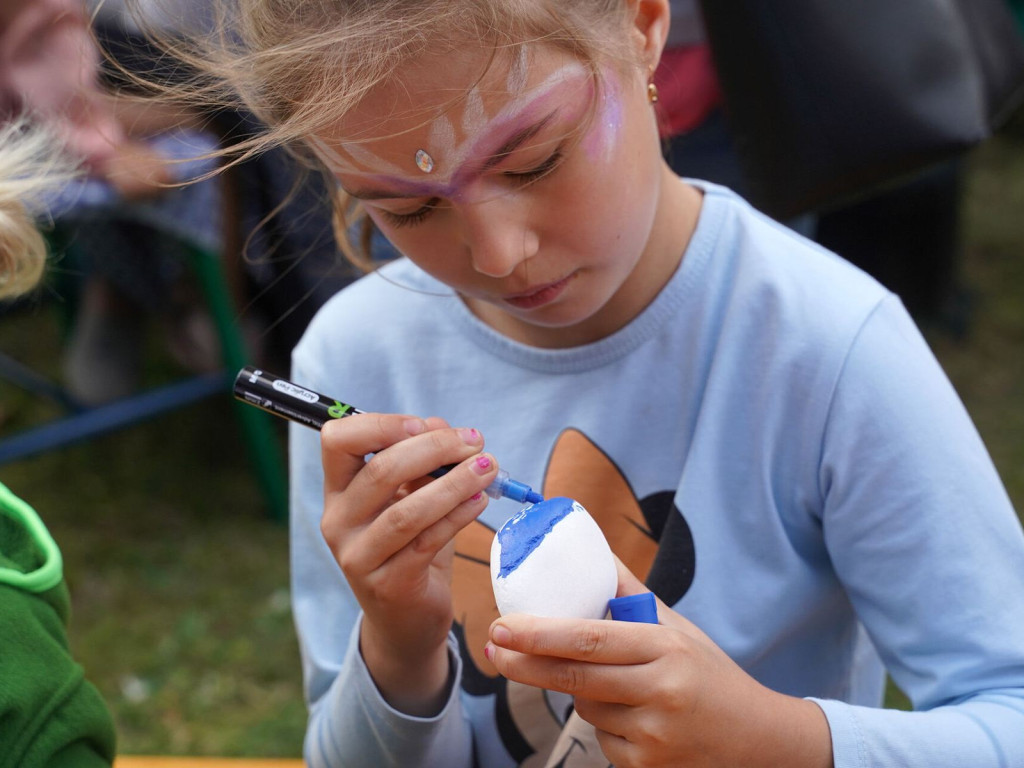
[
  {"xmin": 485, "ymin": 559, "xmax": 833, "ymax": 768},
  {"xmin": 319, "ymin": 413, "xmax": 500, "ymax": 715}
]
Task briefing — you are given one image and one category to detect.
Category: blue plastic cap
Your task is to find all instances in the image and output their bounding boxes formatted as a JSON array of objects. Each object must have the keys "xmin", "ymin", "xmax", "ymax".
[{"xmin": 608, "ymin": 592, "xmax": 658, "ymax": 624}]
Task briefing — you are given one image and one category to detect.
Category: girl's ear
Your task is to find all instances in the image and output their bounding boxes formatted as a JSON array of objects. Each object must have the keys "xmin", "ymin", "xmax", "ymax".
[{"xmin": 627, "ymin": 0, "xmax": 671, "ymax": 70}]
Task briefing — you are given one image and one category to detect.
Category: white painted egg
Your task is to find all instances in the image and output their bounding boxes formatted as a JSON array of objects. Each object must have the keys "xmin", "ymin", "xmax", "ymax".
[{"xmin": 490, "ymin": 497, "xmax": 618, "ymax": 619}]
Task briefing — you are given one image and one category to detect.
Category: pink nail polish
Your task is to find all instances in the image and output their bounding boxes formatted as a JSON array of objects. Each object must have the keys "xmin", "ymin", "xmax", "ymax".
[
  {"xmin": 459, "ymin": 427, "xmax": 481, "ymax": 444},
  {"xmin": 484, "ymin": 643, "xmax": 494, "ymax": 662},
  {"xmin": 474, "ymin": 455, "xmax": 493, "ymax": 473}
]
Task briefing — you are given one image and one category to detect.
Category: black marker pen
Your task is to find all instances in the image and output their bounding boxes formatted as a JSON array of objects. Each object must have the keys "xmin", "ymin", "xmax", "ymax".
[{"xmin": 233, "ymin": 366, "xmax": 544, "ymax": 504}]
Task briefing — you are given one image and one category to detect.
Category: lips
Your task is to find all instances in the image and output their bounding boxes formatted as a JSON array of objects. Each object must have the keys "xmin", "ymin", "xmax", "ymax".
[{"xmin": 503, "ymin": 274, "xmax": 574, "ymax": 310}]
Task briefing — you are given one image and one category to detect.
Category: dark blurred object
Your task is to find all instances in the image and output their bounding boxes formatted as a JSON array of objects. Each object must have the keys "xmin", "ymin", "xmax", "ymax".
[
  {"xmin": 816, "ymin": 160, "xmax": 971, "ymax": 336},
  {"xmin": 700, "ymin": 0, "xmax": 1024, "ymax": 219},
  {"xmin": 1012, "ymin": 0, "xmax": 1024, "ymax": 31}
]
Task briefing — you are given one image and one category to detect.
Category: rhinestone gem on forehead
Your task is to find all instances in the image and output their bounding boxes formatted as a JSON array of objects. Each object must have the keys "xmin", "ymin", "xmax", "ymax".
[{"xmin": 414, "ymin": 149, "xmax": 435, "ymax": 173}]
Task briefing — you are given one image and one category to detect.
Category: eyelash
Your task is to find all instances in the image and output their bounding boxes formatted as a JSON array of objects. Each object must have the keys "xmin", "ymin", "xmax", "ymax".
[
  {"xmin": 380, "ymin": 149, "xmax": 564, "ymax": 228},
  {"xmin": 504, "ymin": 150, "xmax": 563, "ymax": 185},
  {"xmin": 381, "ymin": 200, "xmax": 437, "ymax": 229}
]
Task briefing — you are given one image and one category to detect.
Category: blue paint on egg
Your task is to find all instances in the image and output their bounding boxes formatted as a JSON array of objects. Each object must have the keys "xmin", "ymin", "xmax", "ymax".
[{"xmin": 496, "ymin": 497, "xmax": 575, "ymax": 579}]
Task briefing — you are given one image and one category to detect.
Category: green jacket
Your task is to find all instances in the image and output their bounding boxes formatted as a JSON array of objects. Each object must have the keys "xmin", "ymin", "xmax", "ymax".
[{"xmin": 0, "ymin": 481, "xmax": 115, "ymax": 768}]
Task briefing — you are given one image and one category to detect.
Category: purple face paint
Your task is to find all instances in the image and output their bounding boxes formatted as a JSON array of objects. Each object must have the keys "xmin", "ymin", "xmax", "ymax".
[
  {"xmin": 582, "ymin": 72, "xmax": 624, "ymax": 163},
  {"xmin": 313, "ymin": 58, "xmax": 603, "ymax": 205}
]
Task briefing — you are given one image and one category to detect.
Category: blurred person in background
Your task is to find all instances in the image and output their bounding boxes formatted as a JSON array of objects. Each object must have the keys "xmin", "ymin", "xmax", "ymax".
[
  {"xmin": 92, "ymin": 0, "xmax": 363, "ymax": 376},
  {"xmin": 0, "ymin": 117, "xmax": 117, "ymax": 767},
  {"xmin": 655, "ymin": 0, "xmax": 977, "ymax": 332},
  {"xmin": 1, "ymin": 0, "xmax": 231, "ymax": 405}
]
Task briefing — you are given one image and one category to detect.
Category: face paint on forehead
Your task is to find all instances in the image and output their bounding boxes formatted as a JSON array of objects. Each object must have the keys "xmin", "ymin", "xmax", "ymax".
[
  {"xmin": 311, "ymin": 137, "xmax": 405, "ymax": 178},
  {"xmin": 312, "ymin": 61, "xmax": 592, "ymax": 189},
  {"xmin": 505, "ymin": 45, "xmax": 530, "ymax": 95},
  {"xmin": 583, "ymin": 70, "xmax": 625, "ymax": 164}
]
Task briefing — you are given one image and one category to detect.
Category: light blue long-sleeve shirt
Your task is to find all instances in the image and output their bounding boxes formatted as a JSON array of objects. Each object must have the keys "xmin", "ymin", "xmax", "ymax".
[{"xmin": 290, "ymin": 180, "xmax": 1024, "ymax": 767}]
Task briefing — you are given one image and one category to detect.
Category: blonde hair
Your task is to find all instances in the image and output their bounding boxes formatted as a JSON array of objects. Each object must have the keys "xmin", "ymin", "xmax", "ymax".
[
  {"xmin": 128, "ymin": 0, "xmax": 640, "ymax": 267},
  {"xmin": 0, "ymin": 120, "xmax": 76, "ymax": 300}
]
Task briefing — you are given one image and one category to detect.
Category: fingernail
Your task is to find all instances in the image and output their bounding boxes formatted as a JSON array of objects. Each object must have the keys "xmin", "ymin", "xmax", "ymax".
[
  {"xmin": 484, "ymin": 643, "xmax": 494, "ymax": 662},
  {"xmin": 404, "ymin": 418, "xmax": 426, "ymax": 436},
  {"xmin": 472, "ymin": 454, "xmax": 493, "ymax": 474},
  {"xmin": 491, "ymin": 623, "xmax": 511, "ymax": 646},
  {"xmin": 459, "ymin": 427, "xmax": 481, "ymax": 445},
  {"xmin": 471, "ymin": 492, "xmax": 484, "ymax": 502}
]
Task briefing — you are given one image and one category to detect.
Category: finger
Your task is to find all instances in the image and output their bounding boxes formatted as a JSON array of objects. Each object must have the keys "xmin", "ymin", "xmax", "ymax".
[
  {"xmin": 485, "ymin": 646, "xmax": 647, "ymax": 705},
  {"xmin": 366, "ymin": 453, "xmax": 499, "ymax": 567},
  {"xmin": 410, "ymin": 453, "xmax": 498, "ymax": 532},
  {"xmin": 592, "ymin": 728, "xmax": 635, "ymax": 767},
  {"xmin": 320, "ymin": 412, "xmax": 433, "ymax": 498},
  {"xmin": 489, "ymin": 614, "xmax": 663, "ymax": 665},
  {"xmin": 613, "ymin": 554, "xmax": 649, "ymax": 597},
  {"xmin": 354, "ymin": 427, "xmax": 487, "ymax": 499},
  {"xmin": 324, "ymin": 417, "xmax": 488, "ymax": 531},
  {"xmin": 611, "ymin": 556, "xmax": 680, "ymax": 627},
  {"xmin": 571, "ymin": 698, "xmax": 631, "ymax": 740},
  {"xmin": 379, "ymin": 490, "xmax": 490, "ymax": 573}
]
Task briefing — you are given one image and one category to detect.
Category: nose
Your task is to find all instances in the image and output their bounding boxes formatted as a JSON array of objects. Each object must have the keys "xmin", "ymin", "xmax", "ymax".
[{"xmin": 459, "ymin": 192, "xmax": 540, "ymax": 278}]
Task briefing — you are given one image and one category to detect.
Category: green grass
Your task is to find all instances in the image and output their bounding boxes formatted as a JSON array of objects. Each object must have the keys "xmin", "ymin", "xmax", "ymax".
[
  {"xmin": 939, "ymin": 136, "xmax": 1024, "ymax": 508},
  {"xmin": 1, "ymin": 133, "xmax": 1023, "ymax": 756},
  {"xmin": 0, "ymin": 307, "xmax": 305, "ymax": 757}
]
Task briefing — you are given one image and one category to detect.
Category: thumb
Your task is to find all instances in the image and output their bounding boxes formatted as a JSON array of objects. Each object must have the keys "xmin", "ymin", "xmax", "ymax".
[
  {"xmin": 611, "ymin": 555, "xmax": 675, "ymax": 625},
  {"xmin": 612, "ymin": 554, "xmax": 649, "ymax": 597}
]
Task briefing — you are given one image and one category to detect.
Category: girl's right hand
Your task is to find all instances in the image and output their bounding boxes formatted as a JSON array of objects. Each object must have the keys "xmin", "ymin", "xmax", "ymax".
[{"xmin": 319, "ymin": 412, "xmax": 500, "ymax": 715}]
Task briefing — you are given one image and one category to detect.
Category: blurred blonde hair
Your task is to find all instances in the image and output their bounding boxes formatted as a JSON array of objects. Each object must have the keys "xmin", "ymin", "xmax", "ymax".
[
  {"xmin": 126, "ymin": 0, "xmax": 639, "ymax": 267},
  {"xmin": 0, "ymin": 120, "xmax": 76, "ymax": 300}
]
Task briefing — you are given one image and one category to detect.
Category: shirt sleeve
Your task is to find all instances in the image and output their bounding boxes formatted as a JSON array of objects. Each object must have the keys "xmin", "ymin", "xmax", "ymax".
[
  {"xmin": 289, "ymin": 341, "xmax": 474, "ymax": 768},
  {"xmin": 811, "ymin": 294, "xmax": 1024, "ymax": 766}
]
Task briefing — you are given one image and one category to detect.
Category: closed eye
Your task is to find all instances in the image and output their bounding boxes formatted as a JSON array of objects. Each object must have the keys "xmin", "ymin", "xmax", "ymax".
[
  {"xmin": 504, "ymin": 149, "xmax": 563, "ymax": 185},
  {"xmin": 375, "ymin": 147, "xmax": 562, "ymax": 228},
  {"xmin": 379, "ymin": 197, "xmax": 441, "ymax": 228}
]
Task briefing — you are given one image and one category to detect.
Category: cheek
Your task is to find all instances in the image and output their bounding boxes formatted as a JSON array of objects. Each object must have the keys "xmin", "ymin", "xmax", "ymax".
[
  {"xmin": 556, "ymin": 107, "xmax": 654, "ymax": 240},
  {"xmin": 369, "ymin": 217, "xmax": 472, "ymax": 285},
  {"xmin": 366, "ymin": 212, "xmax": 432, "ymax": 258},
  {"xmin": 549, "ymin": 154, "xmax": 641, "ymax": 251}
]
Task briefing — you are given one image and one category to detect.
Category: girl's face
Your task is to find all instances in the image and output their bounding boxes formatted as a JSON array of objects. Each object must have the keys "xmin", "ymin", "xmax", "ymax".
[{"xmin": 314, "ymin": 37, "xmax": 695, "ymax": 348}]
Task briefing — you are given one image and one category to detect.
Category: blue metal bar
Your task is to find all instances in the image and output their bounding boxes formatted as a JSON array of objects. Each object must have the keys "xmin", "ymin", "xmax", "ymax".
[
  {"xmin": 0, "ymin": 372, "xmax": 228, "ymax": 464},
  {"xmin": 0, "ymin": 351, "xmax": 84, "ymax": 411}
]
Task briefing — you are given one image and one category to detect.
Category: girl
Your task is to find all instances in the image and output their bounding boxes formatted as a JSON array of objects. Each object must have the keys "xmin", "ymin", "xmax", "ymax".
[{"xmin": 159, "ymin": 0, "xmax": 1024, "ymax": 765}]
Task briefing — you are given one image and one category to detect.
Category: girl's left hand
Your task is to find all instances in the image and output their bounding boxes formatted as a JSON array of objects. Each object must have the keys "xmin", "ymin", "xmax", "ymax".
[{"xmin": 485, "ymin": 559, "xmax": 833, "ymax": 768}]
